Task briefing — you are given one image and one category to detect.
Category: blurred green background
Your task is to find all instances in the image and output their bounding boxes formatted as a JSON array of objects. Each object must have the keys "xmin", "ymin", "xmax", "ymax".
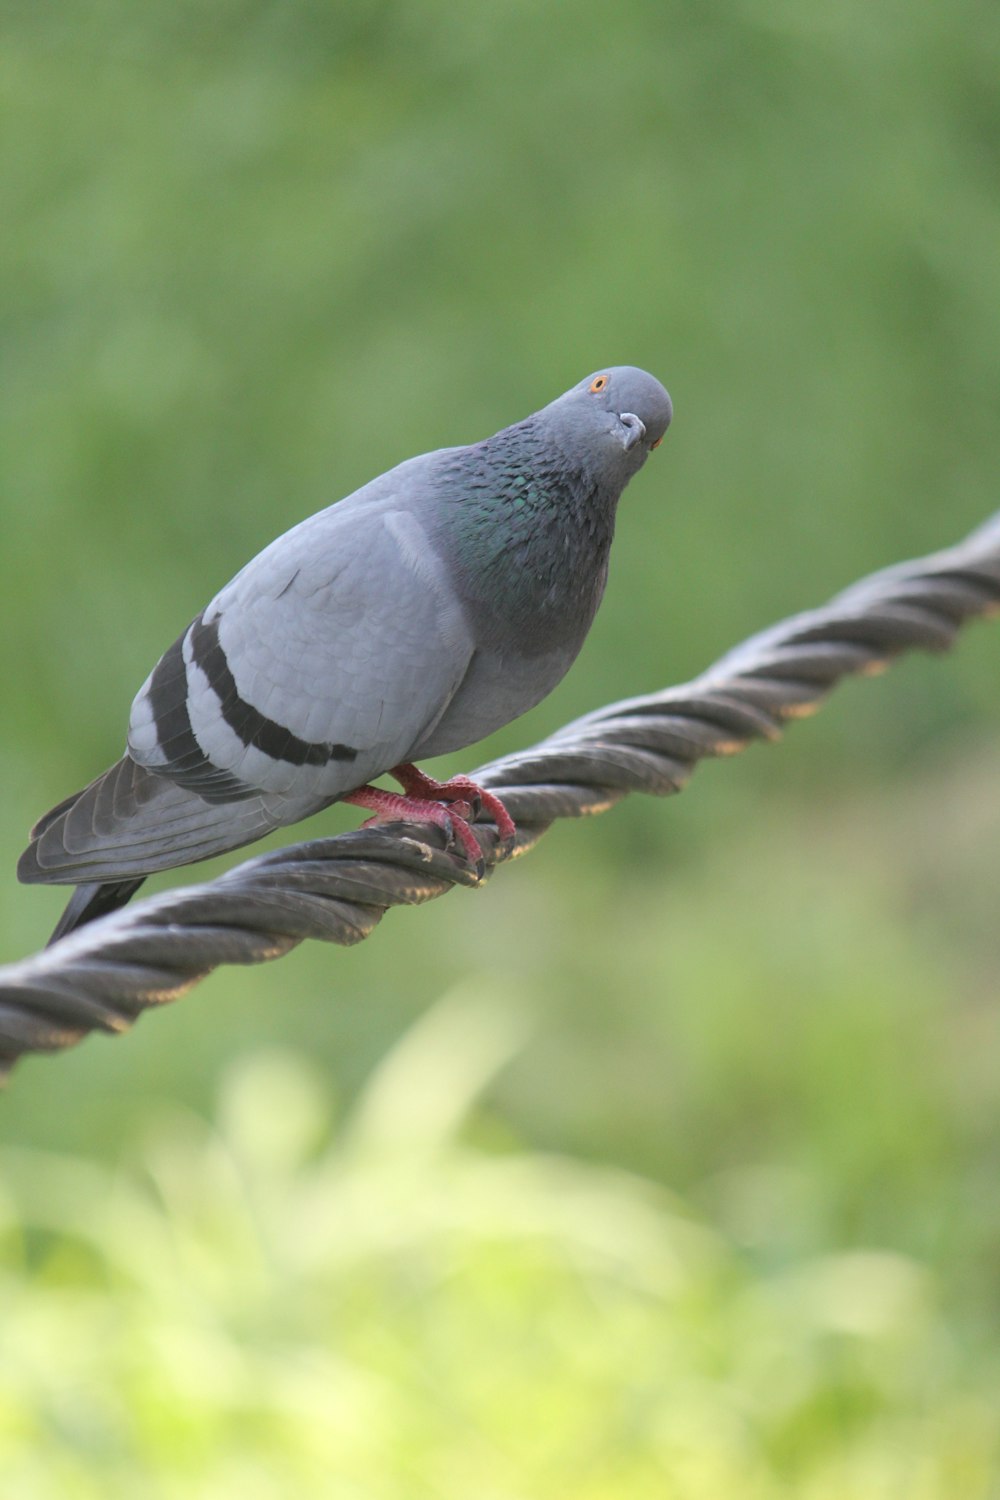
[{"xmin": 2, "ymin": 2, "xmax": 1000, "ymax": 1494}]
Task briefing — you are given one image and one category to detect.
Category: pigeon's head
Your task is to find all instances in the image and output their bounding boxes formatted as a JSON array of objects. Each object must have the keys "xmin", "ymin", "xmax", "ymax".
[{"xmin": 544, "ymin": 366, "xmax": 673, "ymax": 483}]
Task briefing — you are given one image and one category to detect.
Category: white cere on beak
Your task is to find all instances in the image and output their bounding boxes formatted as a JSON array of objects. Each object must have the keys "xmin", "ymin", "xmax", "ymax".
[{"xmin": 618, "ymin": 412, "xmax": 646, "ymax": 453}]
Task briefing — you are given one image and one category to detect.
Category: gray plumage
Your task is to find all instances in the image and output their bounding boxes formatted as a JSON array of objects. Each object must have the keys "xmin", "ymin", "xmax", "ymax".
[{"xmin": 19, "ymin": 366, "xmax": 672, "ymax": 938}]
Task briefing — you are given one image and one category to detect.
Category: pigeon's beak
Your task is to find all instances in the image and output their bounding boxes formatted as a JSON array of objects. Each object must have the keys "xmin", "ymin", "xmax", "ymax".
[{"xmin": 617, "ymin": 412, "xmax": 646, "ymax": 453}]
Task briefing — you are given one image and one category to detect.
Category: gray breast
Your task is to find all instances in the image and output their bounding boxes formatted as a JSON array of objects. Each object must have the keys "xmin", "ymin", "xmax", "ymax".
[{"xmin": 411, "ymin": 638, "xmax": 579, "ymax": 758}]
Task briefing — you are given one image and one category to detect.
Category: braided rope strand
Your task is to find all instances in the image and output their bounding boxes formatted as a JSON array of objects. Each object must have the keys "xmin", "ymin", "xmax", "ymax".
[{"xmin": 2, "ymin": 512, "xmax": 999, "ymax": 1076}]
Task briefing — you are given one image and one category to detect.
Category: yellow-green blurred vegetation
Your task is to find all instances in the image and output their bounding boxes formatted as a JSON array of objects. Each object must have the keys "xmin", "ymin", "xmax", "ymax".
[{"xmin": 2, "ymin": 2, "xmax": 1000, "ymax": 1494}]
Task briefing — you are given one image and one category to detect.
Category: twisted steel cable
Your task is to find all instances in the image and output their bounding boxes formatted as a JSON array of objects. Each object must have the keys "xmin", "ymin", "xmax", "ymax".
[{"xmin": 2, "ymin": 511, "xmax": 999, "ymax": 1077}]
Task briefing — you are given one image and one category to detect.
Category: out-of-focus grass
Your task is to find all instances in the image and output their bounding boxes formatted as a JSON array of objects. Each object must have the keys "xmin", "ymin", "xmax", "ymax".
[{"xmin": 2, "ymin": 1009, "xmax": 999, "ymax": 1500}]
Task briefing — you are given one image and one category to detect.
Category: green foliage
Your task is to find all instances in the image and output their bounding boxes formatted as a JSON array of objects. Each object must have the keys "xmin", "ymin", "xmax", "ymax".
[
  {"xmin": 2, "ymin": 0, "xmax": 999, "ymax": 1492},
  {"xmin": 3, "ymin": 1029, "xmax": 999, "ymax": 1498}
]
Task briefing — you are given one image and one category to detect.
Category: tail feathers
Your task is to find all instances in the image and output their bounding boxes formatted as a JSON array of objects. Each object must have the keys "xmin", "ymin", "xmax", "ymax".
[
  {"xmin": 29, "ymin": 786, "xmax": 89, "ymax": 841},
  {"xmin": 47, "ymin": 878, "xmax": 147, "ymax": 946},
  {"xmin": 19, "ymin": 754, "xmax": 312, "ymax": 886}
]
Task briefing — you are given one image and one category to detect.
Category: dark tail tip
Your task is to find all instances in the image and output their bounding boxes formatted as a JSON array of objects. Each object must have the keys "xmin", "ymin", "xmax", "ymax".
[
  {"xmin": 18, "ymin": 785, "xmax": 88, "ymax": 884},
  {"xmin": 16, "ymin": 845, "xmax": 41, "ymax": 884},
  {"xmin": 48, "ymin": 878, "xmax": 147, "ymax": 946}
]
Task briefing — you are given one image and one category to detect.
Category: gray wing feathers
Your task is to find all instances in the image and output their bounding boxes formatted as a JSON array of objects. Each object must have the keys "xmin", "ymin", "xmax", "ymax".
[
  {"xmin": 22, "ymin": 472, "xmax": 478, "ymax": 888},
  {"xmin": 127, "ymin": 627, "xmax": 254, "ymax": 801},
  {"xmin": 17, "ymin": 756, "xmax": 303, "ymax": 884},
  {"xmin": 129, "ymin": 503, "xmax": 474, "ymax": 802}
]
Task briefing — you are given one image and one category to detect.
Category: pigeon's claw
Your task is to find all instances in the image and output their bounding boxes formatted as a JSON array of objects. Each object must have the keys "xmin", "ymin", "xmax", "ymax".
[
  {"xmin": 390, "ymin": 765, "xmax": 516, "ymax": 864},
  {"xmin": 343, "ymin": 764, "xmax": 516, "ymax": 877},
  {"xmin": 343, "ymin": 784, "xmax": 485, "ymax": 874}
]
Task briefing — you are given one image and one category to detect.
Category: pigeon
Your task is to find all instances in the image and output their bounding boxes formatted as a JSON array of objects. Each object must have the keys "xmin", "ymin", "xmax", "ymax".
[{"xmin": 19, "ymin": 366, "xmax": 673, "ymax": 942}]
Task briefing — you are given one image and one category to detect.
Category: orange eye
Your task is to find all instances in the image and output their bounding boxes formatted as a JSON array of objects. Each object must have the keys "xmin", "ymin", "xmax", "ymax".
[
  {"xmin": 589, "ymin": 374, "xmax": 609, "ymax": 393},
  {"xmin": 651, "ymin": 436, "xmax": 663, "ymax": 450}
]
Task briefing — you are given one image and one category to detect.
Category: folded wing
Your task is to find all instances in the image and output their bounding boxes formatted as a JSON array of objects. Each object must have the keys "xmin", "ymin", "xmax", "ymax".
[{"xmin": 20, "ymin": 497, "xmax": 476, "ymax": 885}]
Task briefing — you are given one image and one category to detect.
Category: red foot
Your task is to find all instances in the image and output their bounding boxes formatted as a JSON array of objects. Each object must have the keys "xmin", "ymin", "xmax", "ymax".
[
  {"xmin": 343, "ymin": 763, "xmax": 516, "ymax": 875},
  {"xmin": 391, "ymin": 764, "xmax": 517, "ymax": 854}
]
